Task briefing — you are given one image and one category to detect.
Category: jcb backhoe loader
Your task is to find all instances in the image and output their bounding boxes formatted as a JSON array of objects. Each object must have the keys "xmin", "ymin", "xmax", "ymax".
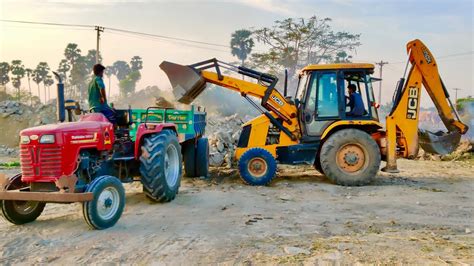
[{"xmin": 160, "ymin": 39, "xmax": 468, "ymax": 186}]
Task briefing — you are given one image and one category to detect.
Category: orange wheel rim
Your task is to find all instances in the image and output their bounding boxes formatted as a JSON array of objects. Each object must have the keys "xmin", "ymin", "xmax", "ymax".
[
  {"xmin": 336, "ymin": 143, "xmax": 367, "ymax": 173},
  {"xmin": 247, "ymin": 158, "xmax": 268, "ymax": 177}
]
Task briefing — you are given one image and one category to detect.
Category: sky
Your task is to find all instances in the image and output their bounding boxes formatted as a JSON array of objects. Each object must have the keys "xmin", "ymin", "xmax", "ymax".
[{"xmin": 0, "ymin": 0, "xmax": 473, "ymax": 106}]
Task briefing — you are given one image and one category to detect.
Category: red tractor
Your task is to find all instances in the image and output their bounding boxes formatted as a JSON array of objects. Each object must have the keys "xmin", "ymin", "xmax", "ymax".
[{"xmin": 0, "ymin": 73, "xmax": 208, "ymax": 229}]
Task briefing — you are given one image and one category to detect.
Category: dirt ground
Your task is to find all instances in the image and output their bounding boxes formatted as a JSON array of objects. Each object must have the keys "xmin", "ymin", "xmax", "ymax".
[{"xmin": 0, "ymin": 158, "xmax": 473, "ymax": 264}]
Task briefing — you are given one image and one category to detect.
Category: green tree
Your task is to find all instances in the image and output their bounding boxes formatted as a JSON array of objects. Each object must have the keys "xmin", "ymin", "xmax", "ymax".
[
  {"xmin": 230, "ymin": 29, "xmax": 254, "ymax": 66},
  {"xmin": 44, "ymin": 75, "xmax": 54, "ymax": 102},
  {"xmin": 32, "ymin": 69, "xmax": 43, "ymax": 103},
  {"xmin": 334, "ymin": 51, "xmax": 352, "ymax": 63},
  {"xmin": 104, "ymin": 65, "xmax": 117, "ymax": 96},
  {"xmin": 10, "ymin": 60, "xmax": 26, "ymax": 101},
  {"xmin": 70, "ymin": 56, "xmax": 88, "ymax": 98},
  {"xmin": 64, "ymin": 43, "xmax": 81, "ymax": 65},
  {"xmin": 34, "ymin": 62, "xmax": 50, "ymax": 103},
  {"xmin": 112, "ymin": 61, "xmax": 131, "ymax": 81},
  {"xmin": 119, "ymin": 71, "xmax": 141, "ymax": 96},
  {"xmin": 130, "ymin": 56, "xmax": 143, "ymax": 72},
  {"xmin": 252, "ymin": 16, "xmax": 361, "ymax": 79},
  {"xmin": 84, "ymin": 49, "xmax": 102, "ymax": 74},
  {"xmin": 57, "ymin": 59, "xmax": 71, "ymax": 81},
  {"xmin": 25, "ymin": 68, "xmax": 33, "ymax": 105},
  {"xmin": 0, "ymin": 62, "xmax": 10, "ymax": 93}
]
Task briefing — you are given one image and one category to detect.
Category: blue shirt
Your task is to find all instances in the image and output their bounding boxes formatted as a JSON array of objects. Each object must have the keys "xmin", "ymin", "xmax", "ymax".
[{"xmin": 349, "ymin": 92, "xmax": 365, "ymax": 116}]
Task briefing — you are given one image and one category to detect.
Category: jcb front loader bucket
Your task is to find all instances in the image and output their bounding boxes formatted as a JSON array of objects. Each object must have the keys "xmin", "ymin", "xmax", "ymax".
[
  {"xmin": 418, "ymin": 129, "xmax": 461, "ymax": 155},
  {"xmin": 160, "ymin": 61, "xmax": 207, "ymax": 104}
]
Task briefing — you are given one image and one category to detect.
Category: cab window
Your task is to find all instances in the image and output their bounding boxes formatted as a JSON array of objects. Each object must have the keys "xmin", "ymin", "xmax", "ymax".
[{"xmin": 316, "ymin": 72, "xmax": 338, "ymax": 117}]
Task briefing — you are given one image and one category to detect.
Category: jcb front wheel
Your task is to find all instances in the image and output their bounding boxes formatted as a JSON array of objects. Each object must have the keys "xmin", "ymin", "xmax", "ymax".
[
  {"xmin": 238, "ymin": 148, "xmax": 277, "ymax": 186},
  {"xmin": 320, "ymin": 129, "xmax": 380, "ymax": 186}
]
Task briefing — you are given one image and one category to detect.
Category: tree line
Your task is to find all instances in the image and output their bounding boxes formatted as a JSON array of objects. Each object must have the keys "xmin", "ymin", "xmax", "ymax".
[
  {"xmin": 0, "ymin": 43, "xmax": 143, "ymax": 105},
  {"xmin": 229, "ymin": 15, "xmax": 361, "ymax": 90}
]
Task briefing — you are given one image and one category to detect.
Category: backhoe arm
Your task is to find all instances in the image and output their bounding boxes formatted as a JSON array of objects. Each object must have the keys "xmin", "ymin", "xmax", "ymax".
[
  {"xmin": 160, "ymin": 59, "xmax": 299, "ymax": 139},
  {"xmin": 406, "ymin": 39, "xmax": 468, "ymax": 134},
  {"xmin": 383, "ymin": 39, "xmax": 469, "ymax": 172}
]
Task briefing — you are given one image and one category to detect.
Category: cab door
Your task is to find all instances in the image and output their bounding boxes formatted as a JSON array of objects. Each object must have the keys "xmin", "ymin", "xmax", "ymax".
[{"xmin": 300, "ymin": 71, "xmax": 341, "ymax": 138}]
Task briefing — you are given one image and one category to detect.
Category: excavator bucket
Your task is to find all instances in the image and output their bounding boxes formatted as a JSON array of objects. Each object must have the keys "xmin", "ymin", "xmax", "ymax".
[
  {"xmin": 160, "ymin": 61, "xmax": 207, "ymax": 104},
  {"xmin": 418, "ymin": 130, "xmax": 461, "ymax": 155}
]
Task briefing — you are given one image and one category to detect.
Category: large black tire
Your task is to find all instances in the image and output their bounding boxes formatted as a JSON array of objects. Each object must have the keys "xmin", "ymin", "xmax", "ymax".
[
  {"xmin": 182, "ymin": 141, "xmax": 196, "ymax": 177},
  {"xmin": 0, "ymin": 174, "xmax": 46, "ymax": 225},
  {"xmin": 139, "ymin": 130, "xmax": 182, "ymax": 202},
  {"xmin": 238, "ymin": 148, "xmax": 277, "ymax": 186},
  {"xmin": 82, "ymin": 175, "xmax": 125, "ymax": 230},
  {"xmin": 320, "ymin": 129, "xmax": 381, "ymax": 186},
  {"xmin": 195, "ymin": 137, "xmax": 209, "ymax": 178},
  {"xmin": 313, "ymin": 150, "xmax": 324, "ymax": 174}
]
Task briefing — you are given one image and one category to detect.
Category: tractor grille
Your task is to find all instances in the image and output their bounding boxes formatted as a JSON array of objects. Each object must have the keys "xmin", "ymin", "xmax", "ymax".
[{"xmin": 20, "ymin": 146, "xmax": 62, "ymax": 179}]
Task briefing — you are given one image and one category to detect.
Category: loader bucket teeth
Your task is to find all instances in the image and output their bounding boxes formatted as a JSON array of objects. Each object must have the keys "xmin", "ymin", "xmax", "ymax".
[
  {"xmin": 418, "ymin": 130, "xmax": 461, "ymax": 155},
  {"xmin": 160, "ymin": 61, "xmax": 207, "ymax": 104}
]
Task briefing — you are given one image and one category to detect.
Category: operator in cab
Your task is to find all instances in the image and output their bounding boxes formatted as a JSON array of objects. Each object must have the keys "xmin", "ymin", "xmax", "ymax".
[
  {"xmin": 88, "ymin": 64, "xmax": 116, "ymax": 124},
  {"xmin": 346, "ymin": 84, "xmax": 365, "ymax": 117}
]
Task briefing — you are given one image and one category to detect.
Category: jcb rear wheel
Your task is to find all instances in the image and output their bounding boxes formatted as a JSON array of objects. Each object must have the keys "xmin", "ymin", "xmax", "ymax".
[{"xmin": 320, "ymin": 129, "xmax": 380, "ymax": 186}]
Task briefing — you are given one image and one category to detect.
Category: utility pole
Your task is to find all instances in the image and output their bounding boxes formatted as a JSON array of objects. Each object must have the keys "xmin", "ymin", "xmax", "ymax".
[
  {"xmin": 95, "ymin": 26, "xmax": 104, "ymax": 64},
  {"xmin": 375, "ymin": 60, "xmax": 388, "ymax": 104},
  {"xmin": 452, "ymin": 88, "xmax": 462, "ymax": 111}
]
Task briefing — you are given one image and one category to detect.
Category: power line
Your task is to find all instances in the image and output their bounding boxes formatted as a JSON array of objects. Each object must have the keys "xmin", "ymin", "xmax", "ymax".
[
  {"xmin": 0, "ymin": 19, "xmax": 91, "ymax": 29},
  {"xmin": 0, "ymin": 19, "xmax": 232, "ymax": 49}
]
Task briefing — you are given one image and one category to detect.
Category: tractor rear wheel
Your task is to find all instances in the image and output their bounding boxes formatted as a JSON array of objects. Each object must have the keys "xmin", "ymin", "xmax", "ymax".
[
  {"xmin": 0, "ymin": 174, "xmax": 46, "ymax": 225},
  {"xmin": 195, "ymin": 137, "xmax": 209, "ymax": 178},
  {"xmin": 82, "ymin": 175, "xmax": 125, "ymax": 230},
  {"xmin": 238, "ymin": 148, "xmax": 277, "ymax": 186},
  {"xmin": 139, "ymin": 130, "xmax": 182, "ymax": 202},
  {"xmin": 182, "ymin": 141, "xmax": 196, "ymax": 177},
  {"xmin": 320, "ymin": 129, "xmax": 380, "ymax": 186}
]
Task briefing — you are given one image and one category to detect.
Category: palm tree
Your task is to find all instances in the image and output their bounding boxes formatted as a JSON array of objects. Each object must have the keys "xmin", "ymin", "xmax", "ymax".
[
  {"xmin": 0, "ymin": 62, "xmax": 10, "ymax": 93},
  {"xmin": 230, "ymin": 29, "xmax": 254, "ymax": 66},
  {"xmin": 25, "ymin": 68, "xmax": 33, "ymax": 105},
  {"xmin": 64, "ymin": 43, "xmax": 81, "ymax": 65},
  {"xmin": 104, "ymin": 65, "xmax": 117, "ymax": 97},
  {"xmin": 32, "ymin": 70, "xmax": 42, "ymax": 103},
  {"xmin": 10, "ymin": 60, "xmax": 26, "ymax": 101}
]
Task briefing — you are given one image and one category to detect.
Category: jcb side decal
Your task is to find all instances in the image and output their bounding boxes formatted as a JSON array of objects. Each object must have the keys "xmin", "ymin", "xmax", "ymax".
[{"xmin": 406, "ymin": 87, "xmax": 419, "ymax": 120}]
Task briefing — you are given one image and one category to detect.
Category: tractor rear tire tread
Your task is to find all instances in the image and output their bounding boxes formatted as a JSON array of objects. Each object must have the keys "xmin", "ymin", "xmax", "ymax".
[{"xmin": 139, "ymin": 130, "xmax": 182, "ymax": 202}]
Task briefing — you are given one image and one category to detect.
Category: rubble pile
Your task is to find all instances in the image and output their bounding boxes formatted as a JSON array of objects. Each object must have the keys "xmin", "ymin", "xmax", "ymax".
[
  {"xmin": 417, "ymin": 140, "xmax": 473, "ymax": 161},
  {"xmin": 206, "ymin": 114, "xmax": 248, "ymax": 167},
  {"xmin": 0, "ymin": 144, "xmax": 19, "ymax": 157},
  {"xmin": 0, "ymin": 100, "xmax": 56, "ymax": 149}
]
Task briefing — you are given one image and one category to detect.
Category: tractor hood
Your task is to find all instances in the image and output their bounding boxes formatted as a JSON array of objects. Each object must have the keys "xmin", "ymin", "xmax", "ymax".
[{"xmin": 21, "ymin": 113, "xmax": 111, "ymax": 135}]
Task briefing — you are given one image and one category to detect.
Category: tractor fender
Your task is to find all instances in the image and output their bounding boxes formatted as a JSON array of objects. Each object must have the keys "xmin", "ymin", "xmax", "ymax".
[{"xmin": 134, "ymin": 123, "xmax": 178, "ymax": 159}]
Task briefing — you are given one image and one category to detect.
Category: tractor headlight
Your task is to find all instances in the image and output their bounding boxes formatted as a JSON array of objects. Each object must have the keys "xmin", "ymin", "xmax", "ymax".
[
  {"xmin": 39, "ymin": 134, "xmax": 55, "ymax": 144},
  {"xmin": 20, "ymin": 135, "xmax": 30, "ymax": 144}
]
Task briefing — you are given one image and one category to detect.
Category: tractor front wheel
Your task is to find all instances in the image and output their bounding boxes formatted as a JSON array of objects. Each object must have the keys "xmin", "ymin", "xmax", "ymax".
[
  {"xmin": 139, "ymin": 130, "xmax": 182, "ymax": 202},
  {"xmin": 320, "ymin": 129, "xmax": 381, "ymax": 186},
  {"xmin": 238, "ymin": 148, "xmax": 277, "ymax": 186},
  {"xmin": 82, "ymin": 175, "xmax": 125, "ymax": 230},
  {"xmin": 0, "ymin": 174, "xmax": 46, "ymax": 225}
]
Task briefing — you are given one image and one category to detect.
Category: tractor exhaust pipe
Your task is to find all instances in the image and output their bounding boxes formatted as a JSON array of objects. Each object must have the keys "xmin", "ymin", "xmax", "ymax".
[{"xmin": 53, "ymin": 71, "xmax": 65, "ymax": 123}]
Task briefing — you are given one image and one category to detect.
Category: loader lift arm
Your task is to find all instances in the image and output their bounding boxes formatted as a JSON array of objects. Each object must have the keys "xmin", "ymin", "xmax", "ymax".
[
  {"xmin": 160, "ymin": 59, "xmax": 299, "ymax": 140},
  {"xmin": 383, "ymin": 39, "xmax": 469, "ymax": 172}
]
